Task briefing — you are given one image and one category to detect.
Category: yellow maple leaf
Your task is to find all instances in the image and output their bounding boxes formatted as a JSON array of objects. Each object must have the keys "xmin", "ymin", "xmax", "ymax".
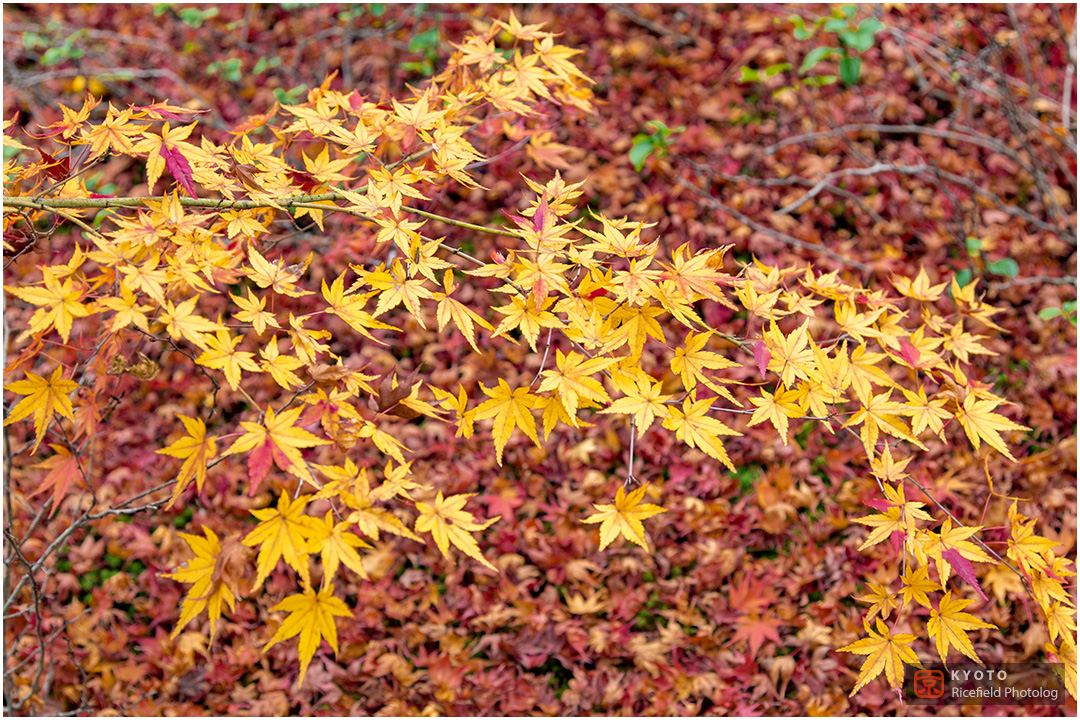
[
  {"xmin": 196, "ymin": 329, "xmax": 261, "ymax": 391},
  {"xmin": 306, "ymin": 511, "xmax": 370, "ymax": 588},
  {"xmin": 856, "ymin": 583, "xmax": 899, "ymax": 621},
  {"xmin": 230, "ymin": 287, "xmax": 280, "ymax": 335},
  {"xmin": 164, "ymin": 526, "xmax": 235, "ymax": 640},
  {"xmin": 301, "ymin": 144, "xmax": 352, "ymax": 184},
  {"xmin": 670, "ymin": 331, "xmax": 741, "ymax": 402},
  {"xmin": 582, "ymin": 484, "xmax": 666, "ymax": 551},
  {"xmin": 747, "ymin": 386, "xmax": 803, "ymax": 444},
  {"xmin": 434, "ymin": 270, "xmax": 494, "ymax": 353},
  {"xmin": 916, "ymin": 519, "xmax": 994, "ymax": 588},
  {"xmin": 80, "ymin": 105, "xmax": 146, "ymax": 159},
  {"xmin": 157, "ymin": 414, "xmax": 218, "ymax": 509},
  {"xmin": 260, "ymin": 336, "xmax": 305, "ymax": 390},
  {"xmin": 927, "ymin": 591, "xmax": 995, "ymax": 665},
  {"xmin": 843, "ymin": 390, "xmax": 926, "ymax": 458},
  {"xmin": 1046, "ymin": 641, "xmax": 1077, "ymax": 700},
  {"xmin": 414, "ymin": 491, "xmax": 498, "ymax": 570},
  {"xmin": 132, "ymin": 121, "xmax": 200, "ymax": 193},
  {"xmin": 900, "ymin": 565, "xmax": 938, "ymax": 609},
  {"xmin": 533, "ymin": 36, "xmax": 591, "ymax": 83},
  {"xmin": 838, "ymin": 619, "xmax": 921, "ymax": 695},
  {"xmin": 902, "ymin": 385, "xmax": 952, "ymax": 440},
  {"xmin": 342, "ymin": 483, "xmax": 422, "ymax": 543},
  {"xmin": 892, "ymin": 266, "xmax": 947, "ymax": 302},
  {"xmin": 223, "ymin": 405, "xmax": 330, "ymax": 490},
  {"xmin": 599, "ymin": 374, "xmax": 672, "ymax": 438},
  {"xmin": 835, "ymin": 301, "xmax": 884, "ymax": 344},
  {"xmin": 492, "ymin": 293, "xmax": 563, "ymax": 351},
  {"xmin": 662, "ymin": 396, "xmax": 741, "ymax": 471},
  {"xmin": 1006, "ymin": 501, "xmax": 1059, "ymax": 576},
  {"xmin": 263, "ymin": 583, "xmax": 351, "ymax": 688},
  {"xmin": 368, "ymin": 260, "xmax": 434, "ymax": 326},
  {"xmin": 97, "ymin": 285, "xmax": 152, "ymax": 334},
  {"xmin": 242, "ymin": 492, "xmax": 317, "ymax": 590},
  {"xmin": 322, "ymin": 273, "xmax": 389, "ymax": 343},
  {"xmin": 247, "ymin": 246, "xmax": 312, "ymax": 298},
  {"xmin": 5, "ymin": 273, "xmax": 91, "ymax": 343},
  {"xmin": 608, "ymin": 302, "xmax": 665, "ymax": 358},
  {"xmin": 1045, "ymin": 602, "xmax": 1077, "ymax": 649},
  {"xmin": 763, "ymin": 319, "xmax": 817, "ymax": 389},
  {"xmin": 657, "ymin": 243, "xmax": 736, "ymax": 307},
  {"xmin": 118, "ymin": 252, "xmax": 169, "ymax": 305},
  {"xmin": 537, "ymin": 349, "xmax": 616, "ymax": 424},
  {"xmin": 955, "ymin": 394, "xmax": 1029, "ymax": 462},
  {"xmin": 160, "ymin": 296, "xmax": 222, "ymax": 349},
  {"xmin": 848, "ymin": 343, "xmax": 898, "ymax": 402},
  {"xmin": 431, "ymin": 385, "xmax": 476, "ymax": 439},
  {"xmin": 473, "ymin": 379, "xmax": 540, "ymax": 465},
  {"xmin": 4, "ymin": 366, "xmax": 78, "ymax": 453}
]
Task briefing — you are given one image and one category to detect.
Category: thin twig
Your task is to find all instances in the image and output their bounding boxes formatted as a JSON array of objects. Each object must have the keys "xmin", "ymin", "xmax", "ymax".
[{"xmin": 675, "ymin": 177, "xmax": 873, "ymax": 273}]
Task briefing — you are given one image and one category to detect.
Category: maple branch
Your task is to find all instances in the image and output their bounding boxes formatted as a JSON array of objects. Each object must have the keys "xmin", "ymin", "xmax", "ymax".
[
  {"xmin": 683, "ymin": 158, "xmax": 886, "ymax": 225},
  {"xmin": 280, "ymin": 201, "xmax": 529, "ymax": 297},
  {"xmin": 988, "ymin": 275, "xmax": 1077, "ymax": 291},
  {"xmin": 531, "ymin": 327, "xmax": 556, "ymax": 386},
  {"xmin": 131, "ymin": 328, "xmax": 222, "ymax": 423},
  {"xmin": 406, "ymin": 207, "xmax": 525, "ymax": 239},
  {"xmin": 609, "ymin": 5, "xmax": 695, "ymax": 48},
  {"xmin": 31, "ymin": 149, "xmax": 101, "ymax": 201},
  {"xmin": 692, "ymin": 152, "xmax": 1072, "ymax": 241},
  {"xmin": 902, "ymin": 473, "xmax": 1025, "ymax": 581},
  {"xmin": 1005, "ymin": 4, "xmax": 1036, "ymax": 113},
  {"xmin": 674, "ymin": 177, "xmax": 874, "ymax": 273},
  {"xmin": 764, "ymin": 122, "xmax": 1039, "ymax": 164},
  {"xmin": 625, "ymin": 416, "xmax": 637, "ymax": 487},
  {"xmin": 772, "ymin": 163, "xmax": 934, "ymax": 216},
  {"xmin": 2, "ymin": 528, "xmax": 48, "ymax": 711}
]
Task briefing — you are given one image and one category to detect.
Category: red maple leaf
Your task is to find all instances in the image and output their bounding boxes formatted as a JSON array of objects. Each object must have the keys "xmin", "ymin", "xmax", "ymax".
[{"xmin": 732, "ymin": 613, "xmax": 785, "ymax": 658}]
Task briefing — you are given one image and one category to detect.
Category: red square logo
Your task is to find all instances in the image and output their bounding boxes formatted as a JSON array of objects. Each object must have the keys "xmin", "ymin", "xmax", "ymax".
[{"xmin": 913, "ymin": 669, "xmax": 945, "ymax": 699}]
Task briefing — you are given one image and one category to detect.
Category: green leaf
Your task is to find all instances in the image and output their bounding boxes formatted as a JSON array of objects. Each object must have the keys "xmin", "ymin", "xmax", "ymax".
[
  {"xmin": 22, "ymin": 32, "xmax": 47, "ymax": 50},
  {"xmin": 859, "ymin": 18, "xmax": 885, "ymax": 36},
  {"xmin": 409, "ymin": 27, "xmax": 440, "ymax": 54},
  {"xmin": 986, "ymin": 258, "xmax": 1019, "ymax": 279},
  {"xmin": 41, "ymin": 47, "xmax": 65, "ymax": 66},
  {"xmin": 839, "ymin": 56, "xmax": 862, "ymax": 85},
  {"xmin": 789, "ymin": 14, "xmax": 813, "ymax": 39},
  {"xmin": 1038, "ymin": 307, "xmax": 1064, "ymax": 320},
  {"xmin": 629, "ymin": 138, "xmax": 655, "ymax": 172},
  {"xmin": 840, "ymin": 19, "xmax": 883, "ymax": 53},
  {"xmin": 951, "ymin": 270, "xmax": 973, "ymax": 299},
  {"xmin": 803, "ymin": 75, "xmax": 838, "ymax": 86},
  {"xmin": 965, "ymin": 236, "xmax": 983, "ymax": 256},
  {"xmin": 824, "ymin": 18, "xmax": 850, "ymax": 33},
  {"xmin": 274, "ymin": 84, "xmax": 307, "ymax": 104},
  {"xmin": 646, "ymin": 120, "xmax": 672, "ymax": 136},
  {"xmin": 840, "ymin": 4, "xmax": 858, "ymax": 18},
  {"xmin": 739, "ymin": 67, "xmax": 762, "ymax": 83},
  {"xmin": 765, "ymin": 63, "xmax": 793, "ymax": 77},
  {"xmin": 800, "ymin": 46, "xmax": 841, "ymax": 74}
]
